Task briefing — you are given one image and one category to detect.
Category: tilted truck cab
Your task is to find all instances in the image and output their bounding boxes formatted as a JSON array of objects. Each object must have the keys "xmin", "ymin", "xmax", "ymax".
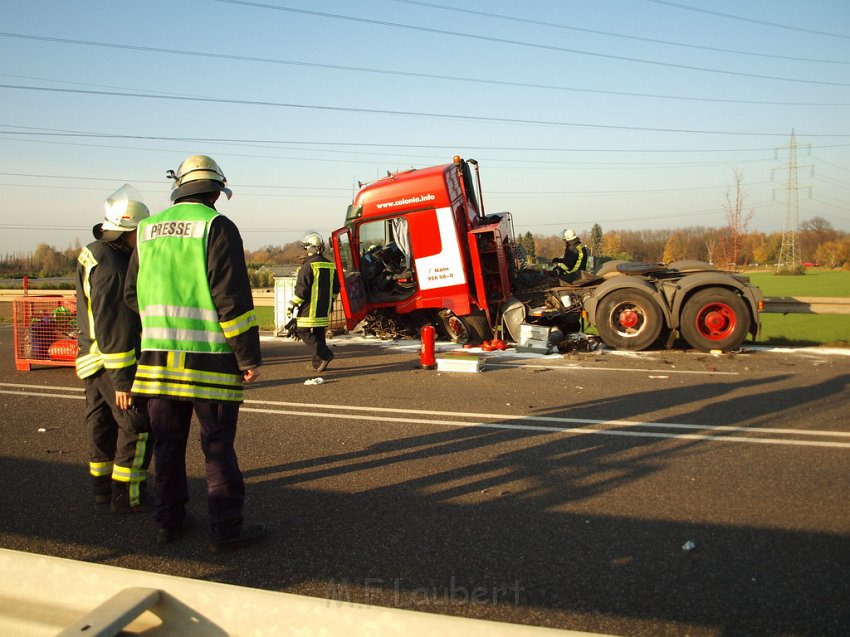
[{"xmin": 332, "ymin": 157, "xmax": 514, "ymax": 343}]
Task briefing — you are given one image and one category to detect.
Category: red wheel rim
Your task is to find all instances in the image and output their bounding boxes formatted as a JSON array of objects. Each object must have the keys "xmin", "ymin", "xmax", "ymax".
[
  {"xmin": 618, "ymin": 308, "xmax": 639, "ymax": 330},
  {"xmin": 695, "ymin": 303, "xmax": 736, "ymax": 340}
]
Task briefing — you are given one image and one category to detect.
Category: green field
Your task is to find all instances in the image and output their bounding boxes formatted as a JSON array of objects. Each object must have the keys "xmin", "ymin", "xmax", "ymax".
[
  {"xmin": 256, "ymin": 306, "xmax": 275, "ymax": 332},
  {"xmin": 745, "ymin": 269, "xmax": 849, "ymax": 347}
]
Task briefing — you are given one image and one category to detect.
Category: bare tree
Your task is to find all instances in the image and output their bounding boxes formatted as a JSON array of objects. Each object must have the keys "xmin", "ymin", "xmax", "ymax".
[{"xmin": 722, "ymin": 169, "xmax": 754, "ymax": 268}]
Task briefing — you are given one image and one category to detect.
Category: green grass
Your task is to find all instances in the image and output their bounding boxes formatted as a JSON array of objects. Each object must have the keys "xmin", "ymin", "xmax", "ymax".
[
  {"xmin": 255, "ymin": 306, "xmax": 275, "ymax": 331},
  {"xmin": 745, "ymin": 269, "xmax": 849, "ymax": 348},
  {"xmin": 745, "ymin": 269, "xmax": 850, "ymax": 298}
]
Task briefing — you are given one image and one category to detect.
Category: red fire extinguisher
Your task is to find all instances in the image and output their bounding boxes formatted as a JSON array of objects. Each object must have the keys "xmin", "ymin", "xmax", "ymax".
[{"xmin": 420, "ymin": 325, "xmax": 436, "ymax": 369}]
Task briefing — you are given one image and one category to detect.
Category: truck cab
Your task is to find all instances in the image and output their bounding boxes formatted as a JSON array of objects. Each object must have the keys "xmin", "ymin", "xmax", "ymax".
[{"xmin": 331, "ymin": 157, "xmax": 514, "ymax": 342}]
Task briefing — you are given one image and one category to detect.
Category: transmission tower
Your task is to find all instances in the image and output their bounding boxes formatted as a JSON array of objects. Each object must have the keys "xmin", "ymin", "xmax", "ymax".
[{"xmin": 774, "ymin": 129, "xmax": 810, "ymax": 272}]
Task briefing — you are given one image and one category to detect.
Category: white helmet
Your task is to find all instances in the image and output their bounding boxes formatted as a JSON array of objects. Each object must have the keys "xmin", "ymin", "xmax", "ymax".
[
  {"xmin": 167, "ymin": 154, "xmax": 232, "ymax": 202},
  {"xmin": 96, "ymin": 184, "xmax": 150, "ymax": 239},
  {"xmin": 563, "ymin": 228, "xmax": 577, "ymax": 241},
  {"xmin": 301, "ymin": 231, "xmax": 325, "ymax": 255}
]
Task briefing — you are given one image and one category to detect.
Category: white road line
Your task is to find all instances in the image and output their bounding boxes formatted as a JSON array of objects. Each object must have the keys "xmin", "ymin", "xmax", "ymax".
[
  {"xmin": 2, "ymin": 383, "xmax": 847, "ymax": 449},
  {"xmin": 485, "ymin": 362, "xmax": 739, "ymax": 375},
  {"xmin": 244, "ymin": 399, "xmax": 850, "ymax": 439},
  {"xmin": 240, "ymin": 406, "xmax": 850, "ymax": 449},
  {"xmin": 0, "ymin": 382, "xmax": 83, "ymax": 392}
]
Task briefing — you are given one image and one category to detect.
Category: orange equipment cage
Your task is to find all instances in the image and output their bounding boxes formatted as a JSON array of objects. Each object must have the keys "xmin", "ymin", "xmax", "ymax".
[{"xmin": 12, "ymin": 296, "xmax": 79, "ymax": 371}]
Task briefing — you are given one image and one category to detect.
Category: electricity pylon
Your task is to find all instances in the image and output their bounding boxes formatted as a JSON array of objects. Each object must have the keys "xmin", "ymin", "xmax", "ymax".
[{"xmin": 773, "ymin": 129, "xmax": 811, "ymax": 272}]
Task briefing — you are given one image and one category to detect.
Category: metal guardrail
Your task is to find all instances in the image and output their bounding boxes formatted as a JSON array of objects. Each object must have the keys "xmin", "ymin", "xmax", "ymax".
[{"xmin": 760, "ymin": 296, "xmax": 850, "ymax": 315}]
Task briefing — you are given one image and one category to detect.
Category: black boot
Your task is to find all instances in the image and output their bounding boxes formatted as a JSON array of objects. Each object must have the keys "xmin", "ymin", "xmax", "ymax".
[
  {"xmin": 91, "ymin": 475, "xmax": 111, "ymax": 505},
  {"xmin": 110, "ymin": 480, "xmax": 149, "ymax": 514}
]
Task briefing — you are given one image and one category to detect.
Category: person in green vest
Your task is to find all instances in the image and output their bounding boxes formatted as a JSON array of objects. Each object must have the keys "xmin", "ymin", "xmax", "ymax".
[
  {"xmin": 125, "ymin": 155, "xmax": 266, "ymax": 553},
  {"xmin": 289, "ymin": 231, "xmax": 340, "ymax": 373},
  {"xmin": 76, "ymin": 185, "xmax": 152, "ymax": 513}
]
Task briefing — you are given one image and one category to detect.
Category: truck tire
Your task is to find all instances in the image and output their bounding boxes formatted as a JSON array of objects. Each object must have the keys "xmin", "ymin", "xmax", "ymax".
[
  {"xmin": 680, "ymin": 288, "xmax": 750, "ymax": 352},
  {"xmin": 440, "ymin": 311, "xmax": 492, "ymax": 345},
  {"xmin": 595, "ymin": 289, "xmax": 663, "ymax": 351}
]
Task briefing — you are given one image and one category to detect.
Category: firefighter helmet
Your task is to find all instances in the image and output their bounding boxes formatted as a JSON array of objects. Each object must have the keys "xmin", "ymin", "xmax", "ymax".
[
  {"xmin": 97, "ymin": 184, "xmax": 150, "ymax": 239},
  {"xmin": 563, "ymin": 228, "xmax": 577, "ymax": 242},
  {"xmin": 167, "ymin": 154, "xmax": 233, "ymax": 202},
  {"xmin": 301, "ymin": 231, "xmax": 325, "ymax": 255}
]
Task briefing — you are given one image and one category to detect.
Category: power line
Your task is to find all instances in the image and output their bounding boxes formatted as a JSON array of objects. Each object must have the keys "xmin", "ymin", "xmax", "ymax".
[
  {"xmin": 6, "ymin": 124, "xmax": 849, "ymax": 153},
  {"xmin": 3, "ymin": 35, "xmax": 846, "ymax": 106},
  {"xmin": 390, "ymin": 0, "xmax": 850, "ymax": 65},
  {"xmin": 4, "ymin": 84, "xmax": 848, "ymax": 138},
  {"xmin": 642, "ymin": 0, "xmax": 850, "ymax": 40},
  {"xmin": 204, "ymin": 2, "xmax": 850, "ymax": 87}
]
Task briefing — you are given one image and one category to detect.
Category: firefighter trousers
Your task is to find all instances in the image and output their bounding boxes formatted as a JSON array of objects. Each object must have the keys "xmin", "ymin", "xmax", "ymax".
[
  {"xmin": 147, "ymin": 398, "xmax": 245, "ymax": 541},
  {"xmin": 84, "ymin": 370, "xmax": 152, "ymax": 489},
  {"xmin": 297, "ymin": 326, "xmax": 333, "ymax": 368}
]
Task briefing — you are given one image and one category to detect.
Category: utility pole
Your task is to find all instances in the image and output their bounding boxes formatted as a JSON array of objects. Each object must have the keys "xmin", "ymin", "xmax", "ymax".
[{"xmin": 773, "ymin": 129, "xmax": 812, "ymax": 273}]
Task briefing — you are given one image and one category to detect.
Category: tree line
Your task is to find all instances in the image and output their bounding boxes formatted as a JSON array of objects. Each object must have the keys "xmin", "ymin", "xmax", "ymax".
[
  {"xmin": 517, "ymin": 216, "xmax": 849, "ymax": 271},
  {"xmin": 2, "ymin": 216, "xmax": 848, "ymax": 286}
]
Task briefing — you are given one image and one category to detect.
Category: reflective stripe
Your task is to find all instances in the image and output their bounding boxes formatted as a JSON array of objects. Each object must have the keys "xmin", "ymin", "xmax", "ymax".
[
  {"xmin": 76, "ymin": 348, "xmax": 104, "ymax": 379},
  {"xmin": 143, "ymin": 327, "xmax": 227, "ymax": 346},
  {"xmin": 141, "ymin": 305, "xmax": 219, "ymax": 323},
  {"xmin": 102, "ymin": 350, "xmax": 136, "ymax": 369},
  {"xmin": 297, "ymin": 315, "xmax": 330, "ymax": 328},
  {"xmin": 133, "ymin": 365, "xmax": 243, "ymax": 402},
  {"xmin": 89, "ymin": 461, "xmax": 113, "ymax": 478},
  {"xmin": 132, "ymin": 379, "xmax": 243, "ymax": 402},
  {"xmin": 220, "ymin": 309, "xmax": 258, "ymax": 338},
  {"xmin": 136, "ymin": 364, "xmax": 242, "ymax": 386},
  {"xmin": 167, "ymin": 351, "xmax": 186, "ymax": 369},
  {"xmin": 112, "ymin": 464, "xmax": 148, "ymax": 483}
]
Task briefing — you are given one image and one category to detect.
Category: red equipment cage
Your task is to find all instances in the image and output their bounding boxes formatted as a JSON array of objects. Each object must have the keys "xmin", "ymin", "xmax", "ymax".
[{"xmin": 13, "ymin": 296, "xmax": 79, "ymax": 371}]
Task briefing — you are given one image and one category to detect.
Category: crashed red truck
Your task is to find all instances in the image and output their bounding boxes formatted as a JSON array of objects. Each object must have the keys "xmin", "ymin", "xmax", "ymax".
[{"xmin": 331, "ymin": 156, "xmax": 764, "ymax": 353}]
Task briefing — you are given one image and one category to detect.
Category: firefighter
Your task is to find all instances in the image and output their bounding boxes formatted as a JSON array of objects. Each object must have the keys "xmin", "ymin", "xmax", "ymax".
[
  {"xmin": 552, "ymin": 228, "xmax": 588, "ymax": 282},
  {"xmin": 76, "ymin": 185, "xmax": 153, "ymax": 513},
  {"xmin": 125, "ymin": 155, "xmax": 266, "ymax": 552},
  {"xmin": 289, "ymin": 231, "xmax": 340, "ymax": 373}
]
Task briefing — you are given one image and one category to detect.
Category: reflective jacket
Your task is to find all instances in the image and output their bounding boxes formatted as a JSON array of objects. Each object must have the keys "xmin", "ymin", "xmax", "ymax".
[
  {"xmin": 555, "ymin": 242, "xmax": 588, "ymax": 275},
  {"xmin": 125, "ymin": 202, "xmax": 260, "ymax": 402},
  {"xmin": 292, "ymin": 253, "xmax": 339, "ymax": 328},
  {"xmin": 75, "ymin": 240, "xmax": 140, "ymax": 389}
]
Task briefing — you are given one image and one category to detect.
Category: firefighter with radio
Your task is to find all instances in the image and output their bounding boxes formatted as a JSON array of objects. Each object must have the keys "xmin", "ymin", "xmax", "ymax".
[
  {"xmin": 125, "ymin": 155, "xmax": 266, "ymax": 552},
  {"xmin": 552, "ymin": 228, "xmax": 588, "ymax": 282},
  {"xmin": 76, "ymin": 185, "xmax": 152, "ymax": 513},
  {"xmin": 289, "ymin": 231, "xmax": 340, "ymax": 373}
]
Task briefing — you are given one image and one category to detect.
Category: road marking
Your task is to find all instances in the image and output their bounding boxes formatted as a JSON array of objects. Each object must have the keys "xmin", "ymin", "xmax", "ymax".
[
  {"xmin": 485, "ymin": 362, "xmax": 739, "ymax": 375},
  {"xmin": 0, "ymin": 382, "xmax": 82, "ymax": 392},
  {"xmin": 239, "ymin": 405, "xmax": 850, "ymax": 449},
  {"xmin": 244, "ymin": 398, "xmax": 850, "ymax": 438},
  {"xmin": 2, "ymin": 382, "xmax": 847, "ymax": 449}
]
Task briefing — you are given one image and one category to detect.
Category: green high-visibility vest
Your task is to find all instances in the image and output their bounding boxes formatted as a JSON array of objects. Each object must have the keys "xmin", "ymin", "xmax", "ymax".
[{"xmin": 136, "ymin": 203, "xmax": 231, "ymax": 353}]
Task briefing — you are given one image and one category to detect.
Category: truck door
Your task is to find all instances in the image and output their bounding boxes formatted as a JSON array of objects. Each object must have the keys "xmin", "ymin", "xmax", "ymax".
[{"xmin": 331, "ymin": 227, "xmax": 370, "ymax": 330}]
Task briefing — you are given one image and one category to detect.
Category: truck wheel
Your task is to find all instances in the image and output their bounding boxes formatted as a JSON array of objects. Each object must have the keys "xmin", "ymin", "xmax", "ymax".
[
  {"xmin": 680, "ymin": 288, "xmax": 749, "ymax": 352},
  {"xmin": 440, "ymin": 311, "xmax": 492, "ymax": 345},
  {"xmin": 595, "ymin": 289, "xmax": 663, "ymax": 351}
]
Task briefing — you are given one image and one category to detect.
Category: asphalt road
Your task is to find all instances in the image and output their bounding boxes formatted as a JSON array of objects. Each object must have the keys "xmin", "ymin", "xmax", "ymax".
[{"xmin": 1, "ymin": 325, "xmax": 849, "ymax": 637}]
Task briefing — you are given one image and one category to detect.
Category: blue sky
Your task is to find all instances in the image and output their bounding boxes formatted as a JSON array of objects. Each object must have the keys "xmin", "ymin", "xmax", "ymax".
[{"xmin": 1, "ymin": 0, "xmax": 848, "ymax": 255}]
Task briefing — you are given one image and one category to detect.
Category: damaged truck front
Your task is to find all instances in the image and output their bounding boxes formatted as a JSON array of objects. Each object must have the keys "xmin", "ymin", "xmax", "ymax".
[{"xmin": 331, "ymin": 156, "xmax": 763, "ymax": 353}]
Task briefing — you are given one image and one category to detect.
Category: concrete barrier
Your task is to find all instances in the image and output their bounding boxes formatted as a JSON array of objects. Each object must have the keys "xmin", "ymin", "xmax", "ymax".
[{"xmin": 0, "ymin": 549, "xmax": 604, "ymax": 637}]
